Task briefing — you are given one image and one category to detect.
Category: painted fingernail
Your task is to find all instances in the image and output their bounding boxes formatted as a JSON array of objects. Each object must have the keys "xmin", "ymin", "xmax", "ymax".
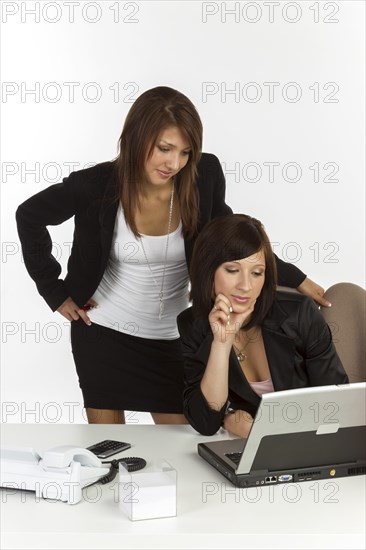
[{"xmin": 229, "ymin": 307, "xmax": 233, "ymax": 313}]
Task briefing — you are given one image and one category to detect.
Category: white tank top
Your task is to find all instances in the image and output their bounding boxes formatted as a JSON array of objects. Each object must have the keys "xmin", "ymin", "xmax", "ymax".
[{"xmin": 88, "ymin": 205, "xmax": 189, "ymax": 339}]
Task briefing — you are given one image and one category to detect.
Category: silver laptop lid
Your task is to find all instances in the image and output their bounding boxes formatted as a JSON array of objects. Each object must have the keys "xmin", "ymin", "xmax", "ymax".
[{"xmin": 236, "ymin": 383, "xmax": 366, "ymax": 474}]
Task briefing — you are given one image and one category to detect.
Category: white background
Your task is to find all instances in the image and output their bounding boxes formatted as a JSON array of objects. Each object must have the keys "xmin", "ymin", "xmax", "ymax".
[{"xmin": 1, "ymin": 0, "xmax": 365, "ymax": 424}]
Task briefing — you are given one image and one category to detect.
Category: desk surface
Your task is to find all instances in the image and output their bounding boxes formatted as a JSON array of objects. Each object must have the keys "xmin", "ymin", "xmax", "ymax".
[{"xmin": 1, "ymin": 424, "xmax": 365, "ymax": 550}]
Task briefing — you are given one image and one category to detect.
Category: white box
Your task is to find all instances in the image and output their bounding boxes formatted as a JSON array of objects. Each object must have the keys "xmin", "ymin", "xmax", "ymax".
[{"xmin": 119, "ymin": 460, "xmax": 177, "ymax": 521}]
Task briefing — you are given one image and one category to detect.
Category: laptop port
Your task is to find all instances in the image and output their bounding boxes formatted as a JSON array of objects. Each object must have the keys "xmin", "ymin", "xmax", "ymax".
[
  {"xmin": 278, "ymin": 474, "xmax": 293, "ymax": 482},
  {"xmin": 265, "ymin": 476, "xmax": 277, "ymax": 483}
]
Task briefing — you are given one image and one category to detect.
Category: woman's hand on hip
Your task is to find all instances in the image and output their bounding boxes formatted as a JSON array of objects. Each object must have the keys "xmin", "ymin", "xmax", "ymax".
[{"xmin": 57, "ymin": 297, "xmax": 98, "ymax": 325}]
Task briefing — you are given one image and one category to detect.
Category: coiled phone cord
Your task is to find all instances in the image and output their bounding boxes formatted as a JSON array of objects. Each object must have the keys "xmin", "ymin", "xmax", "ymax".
[{"xmin": 99, "ymin": 457, "xmax": 147, "ymax": 484}]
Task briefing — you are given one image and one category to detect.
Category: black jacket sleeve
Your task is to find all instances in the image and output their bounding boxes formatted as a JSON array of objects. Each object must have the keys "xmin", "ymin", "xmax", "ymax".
[
  {"xmin": 275, "ymin": 257, "xmax": 306, "ymax": 288},
  {"xmin": 177, "ymin": 309, "xmax": 227, "ymax": 435},
  {"xmin": 15, "ymin": 174, "xmax": 78, "ymax": 311},
  {"xmin": 296, "ymin": 297, "xmax": 348, "ymax": 385},
  {"xmin": 15, "ymin": 161, "xmax": 115, "ymax": 311}
]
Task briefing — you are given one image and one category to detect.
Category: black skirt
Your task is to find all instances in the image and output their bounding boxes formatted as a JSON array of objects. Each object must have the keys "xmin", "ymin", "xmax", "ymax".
[{"xmin": 70, "ymin": 319, "xmax": 185, "ymax": 413}]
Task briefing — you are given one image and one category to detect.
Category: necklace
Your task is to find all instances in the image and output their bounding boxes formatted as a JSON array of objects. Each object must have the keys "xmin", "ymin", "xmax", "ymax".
[
  {"xmin": 138, "ymin": 183, "xmax": 174, "ymax": 320},
  {"xmin": 233, "ymin": 342, "xmax": 250, "ymax": 362},
  {"xmin": 232, "ymin": 330, "xmax": 253, "ymax": 362}
]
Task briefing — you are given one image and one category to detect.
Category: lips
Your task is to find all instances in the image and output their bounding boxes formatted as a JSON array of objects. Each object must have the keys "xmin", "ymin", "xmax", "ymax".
[
  {"xmin": 157, "ymin": 170, "xmax": 173, "ymax": 178},
  {"xmin": 231, "ymin": 295, "xmax": 250, "ymax": 304}
]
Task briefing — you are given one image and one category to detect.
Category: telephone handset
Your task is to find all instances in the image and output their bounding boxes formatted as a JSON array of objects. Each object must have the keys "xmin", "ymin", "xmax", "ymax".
[
  {"xmin": 0, "ymin": 445, "xmax": 110, "ymax": 504},
  {"xmin": 42, "ymin": 445, "xmax": 103, "ymax": 468}
]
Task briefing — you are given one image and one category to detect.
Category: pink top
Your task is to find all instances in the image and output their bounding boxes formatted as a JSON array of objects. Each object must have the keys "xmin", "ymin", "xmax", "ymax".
[{"xmin": 249, "ymin": 377, "xmax": 275, "ymax": 397}]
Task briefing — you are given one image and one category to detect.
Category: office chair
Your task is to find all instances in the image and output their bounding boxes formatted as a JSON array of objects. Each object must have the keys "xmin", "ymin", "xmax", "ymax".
[
  {"xmin": 277, "ymin": 282, "xmax": 366, "ymax": 382},
  {"xmin": 320, "ymin": 283, "xmax": 366, "ymax": 383}
]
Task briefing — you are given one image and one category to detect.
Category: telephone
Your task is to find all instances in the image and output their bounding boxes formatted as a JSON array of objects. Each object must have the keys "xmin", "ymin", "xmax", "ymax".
[{"xmin": 0, "ymin": 446, "xmax": 110, "ymax": 504}]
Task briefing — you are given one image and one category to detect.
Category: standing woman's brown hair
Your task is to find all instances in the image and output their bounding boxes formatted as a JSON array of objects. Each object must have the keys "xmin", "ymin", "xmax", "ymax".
[{"xmin": 116, "ymin": 86, "xmax": 203, "ymax": 239}]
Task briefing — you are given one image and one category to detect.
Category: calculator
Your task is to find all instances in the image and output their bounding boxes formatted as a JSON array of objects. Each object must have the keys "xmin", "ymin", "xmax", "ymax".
[{"xmin": 87, "ymin": 440, "xmax": 131, "ymax": 458}]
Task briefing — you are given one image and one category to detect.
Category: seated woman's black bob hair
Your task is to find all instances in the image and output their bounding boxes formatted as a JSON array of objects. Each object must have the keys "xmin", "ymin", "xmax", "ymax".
[{"xmin": 189, "ymin": 214, "xmax": 277, "ymax": 330}]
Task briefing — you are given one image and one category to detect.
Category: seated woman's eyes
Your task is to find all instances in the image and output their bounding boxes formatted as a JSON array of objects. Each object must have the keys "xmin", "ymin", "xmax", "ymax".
[
  {"xmin": 158, "ymin": 146, "xmax": 169, "ymax": 152},
  {"xmin": 253, "ymin": 271, "xmax": 264, "ymax": 277},
  {"xmin": 225, "ymin": 268, "xmax": 238, "ymax": 273}
]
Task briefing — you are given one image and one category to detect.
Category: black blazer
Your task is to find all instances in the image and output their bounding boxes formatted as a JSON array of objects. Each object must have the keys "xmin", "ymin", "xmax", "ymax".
[
  {"xmin": 16, "ymin": 153, "xmax": 306, "ymax": 311},
  {"xmin": 177, "ymin": 291, "xmax": 348, "ymax": 436}
]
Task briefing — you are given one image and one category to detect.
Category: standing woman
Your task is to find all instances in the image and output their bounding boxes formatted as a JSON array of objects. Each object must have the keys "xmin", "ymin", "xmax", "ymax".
[{"xmin": 16, "ymin": 86, "xmax": 326, "ymax": 424}]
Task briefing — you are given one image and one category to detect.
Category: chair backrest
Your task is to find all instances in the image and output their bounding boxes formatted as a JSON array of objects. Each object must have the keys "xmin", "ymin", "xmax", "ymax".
[{"xmin": 321, "ymin": 283, "xmax": 366, "ymax": 383}]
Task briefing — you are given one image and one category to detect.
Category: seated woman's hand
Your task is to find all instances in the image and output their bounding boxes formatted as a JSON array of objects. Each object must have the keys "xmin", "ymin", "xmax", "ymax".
[
  {"xmin": 209, "ymin": 293, "xmax": 256, "ymax": 345},
  {"xmin": 223, "ymin": 409, "xmax": 253, "ymax": 438}
]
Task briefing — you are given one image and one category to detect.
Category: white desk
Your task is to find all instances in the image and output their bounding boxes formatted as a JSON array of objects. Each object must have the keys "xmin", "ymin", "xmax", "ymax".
[{"xmin": 1, "ymin": 424, "xmax": 365, "ymax": 550}]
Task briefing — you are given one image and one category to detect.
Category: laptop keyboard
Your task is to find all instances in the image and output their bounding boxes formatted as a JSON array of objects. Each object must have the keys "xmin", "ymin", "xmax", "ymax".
[{"xmin": 225, "ymin": 452, "xmax": 243, "ymax": 465}]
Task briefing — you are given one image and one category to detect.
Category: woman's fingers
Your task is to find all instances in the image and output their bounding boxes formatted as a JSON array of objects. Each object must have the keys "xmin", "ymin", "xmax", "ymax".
[
  {"xmin": 80, "ymin": 299, "xmax": 99, "ymax": 324},
  {"xmin": 212, "ymin": 294, "xmax": 256, "ymax": 325},
  {"xmin": 77, "ymin": 309, "xmax": 92, "ymax": 326},
  {"xmin": 209, "ymin": 310, "xmax": 240, "ymax": 343},
  {"xmin": 209, "ymin": 296, "xmax": 257, "ymax": 344},
  {"xmin": 57, "ymin": 297, "xmax": 78, "ymax": 320},
  {"xmin": 297, "ymin": 277, "xmax": 331, "ymax": 307},
  {"xmin": 214, "ymin": 293, "xmax": 232, "ymax": 315},
  {"xmin": 210, "ymin": 309, "xmax": 229, "ymax": 326},
  {"xmin": 57, "ymin": 297, "xmax": 92, "ymax": 325}
]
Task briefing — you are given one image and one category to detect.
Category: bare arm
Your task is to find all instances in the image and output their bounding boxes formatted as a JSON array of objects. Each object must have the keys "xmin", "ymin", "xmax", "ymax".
[{"xmin": 201, "ymin": 294, "xmax": 255, "ymax": 409}]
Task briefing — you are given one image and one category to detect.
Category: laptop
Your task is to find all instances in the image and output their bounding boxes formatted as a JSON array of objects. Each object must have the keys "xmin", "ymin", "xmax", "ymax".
[{"xmin": 198, "ymin": 383, "xmax": 366, "ymax": 487}]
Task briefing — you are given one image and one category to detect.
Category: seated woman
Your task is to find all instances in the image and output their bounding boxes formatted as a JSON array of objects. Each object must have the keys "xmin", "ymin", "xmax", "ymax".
[{"xmin": 177, "ymin": 214, "xmax": 348, "ymax": 437}]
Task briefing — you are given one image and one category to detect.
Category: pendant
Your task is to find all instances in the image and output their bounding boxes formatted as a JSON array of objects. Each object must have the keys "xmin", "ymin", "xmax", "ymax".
[
  {"xmin": 237, "ymin": 352, "xmax": 247, "ymax": 362},
  {"xmin": 159, "ymin": 300, "xmax": 164, "ymax": 320}
]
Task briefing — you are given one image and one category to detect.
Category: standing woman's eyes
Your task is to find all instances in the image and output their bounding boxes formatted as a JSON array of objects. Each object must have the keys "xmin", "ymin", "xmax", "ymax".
[
  {"xmin": 224, "ymin": 268, "xmax": 239, "ymax": 274},
  {"xmin": 252, "ymin": 271, "xmax": 264, "ymax": 277},
  {"xmin": 157, "ymin": 145, "xmax": 191, "ymax": 156}
]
